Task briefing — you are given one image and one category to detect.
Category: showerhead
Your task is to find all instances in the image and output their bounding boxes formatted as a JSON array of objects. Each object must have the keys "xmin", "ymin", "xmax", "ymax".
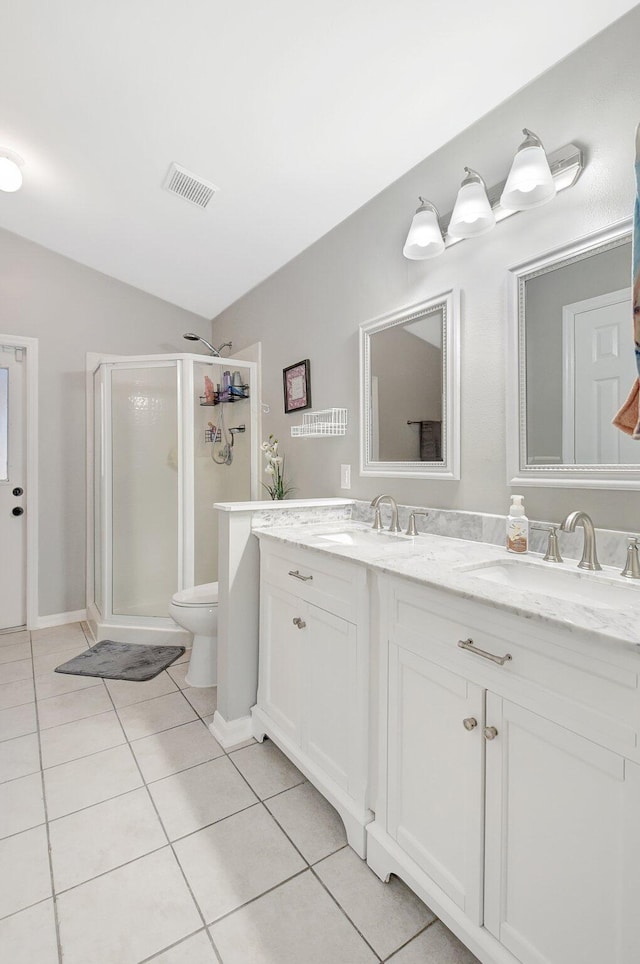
[{"xmin": 183, "ymin": 333, "xmax": 232, "ymax": 357}]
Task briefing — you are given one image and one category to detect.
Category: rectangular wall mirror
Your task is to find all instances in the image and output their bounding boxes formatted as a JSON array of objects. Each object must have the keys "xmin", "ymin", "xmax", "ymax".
[
  {"xmin": 507, "ymin": 218, "xmax": 640, "ymax": 488},
  {"xmin": 360, "ymin": 290, "xmax": 460, "ymax": 479}
]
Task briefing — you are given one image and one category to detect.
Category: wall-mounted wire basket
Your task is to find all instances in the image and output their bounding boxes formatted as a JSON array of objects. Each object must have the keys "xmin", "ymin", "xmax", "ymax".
[
  {"xmin": 290, "ymin": 408, "xmax": 348, "ymax": 437},
  {"xmin": 205, "ymin": 425, "xmax": 222, "ymax": 443},
  {"xmin": 199, "ymin": 386, "xmax": 249, "ymax": 406}
]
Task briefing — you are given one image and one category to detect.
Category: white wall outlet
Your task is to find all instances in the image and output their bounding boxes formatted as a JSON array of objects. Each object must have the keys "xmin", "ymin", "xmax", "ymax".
[{"xmin": 340, "ymin": 464, "xmax": 351, "ymax": 489}]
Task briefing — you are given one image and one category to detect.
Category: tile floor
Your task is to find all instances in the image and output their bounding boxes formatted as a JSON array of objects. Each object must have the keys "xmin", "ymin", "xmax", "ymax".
[{"xmin": 0, "ymin": 622, "xmax": 481, "ymax": 964}]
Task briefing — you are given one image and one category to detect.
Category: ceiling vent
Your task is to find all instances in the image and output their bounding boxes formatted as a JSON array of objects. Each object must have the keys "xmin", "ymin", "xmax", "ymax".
[{"xmin": 163, "ymin": 163, "xmax": 218, "ymax": 209}]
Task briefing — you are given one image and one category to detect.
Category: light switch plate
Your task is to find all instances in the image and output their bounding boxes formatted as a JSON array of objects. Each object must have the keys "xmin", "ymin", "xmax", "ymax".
[{"xmin": 340, "ymin": 464, "xmax": 351, "ymax": 489}]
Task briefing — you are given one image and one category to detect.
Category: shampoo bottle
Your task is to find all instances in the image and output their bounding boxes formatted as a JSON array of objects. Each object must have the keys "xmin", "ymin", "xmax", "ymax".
[{"xmin": 506, "ymin": 495, "xmax": 528, "ymax": 553}]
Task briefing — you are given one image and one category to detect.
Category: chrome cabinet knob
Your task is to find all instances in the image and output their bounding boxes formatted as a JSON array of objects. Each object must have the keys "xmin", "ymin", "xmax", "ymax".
[
  {"xmin": 483, "ymin": 726, "xmax": 498, "ymax": 741},
  {"xmin": 463, "ymin": 717, "xmax": 478, "ymax": 731},
  {"xmin": 292, "ymin": 617, "xmax": 306, "ymax": 629}
]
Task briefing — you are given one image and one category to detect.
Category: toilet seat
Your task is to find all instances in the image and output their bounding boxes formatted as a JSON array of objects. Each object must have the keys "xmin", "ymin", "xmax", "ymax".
[{"xmin": 171, "ymin": 582, "xmax": 218, "ymax": 608}]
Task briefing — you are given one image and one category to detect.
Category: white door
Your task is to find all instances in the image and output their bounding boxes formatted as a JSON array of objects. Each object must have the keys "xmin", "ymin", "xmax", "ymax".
[
  {"xmin": 484, "ymin": 695, "xmax": 640, "ymax": 964},
  {"xmin": 386, "ymin": 644, "xmax": 485, "ymax": 923},
  {"xmin": 304, "ymin": 606, "xmax": 357, "ymax": 792},
  {"xmin": 0, "ymin": 346, "xmax": 26, "ymax": 630},
  {"xmin": 562, "ymin": 289, "xmax": 640, "ymax": 463},
  {"xmin": 258, "ymin": 584, "xmax": 304, "ymax": 745}
]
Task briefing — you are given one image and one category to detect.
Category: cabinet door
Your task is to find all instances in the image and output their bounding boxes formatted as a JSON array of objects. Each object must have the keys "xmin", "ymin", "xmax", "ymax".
[
  {"xmin": 484, "ymin": 695, "xmax": 640, "ymax": 964},
  {"xmin": 387, "ymin": 643, "xmax": 485, "ymax": 923},
  {"xmin": 304, "ymin": 605, "xmax": 358, "ymax": 792},
  {"xmin": 258, "ymin": 584, "xmax": 306, "ymax": 745}
]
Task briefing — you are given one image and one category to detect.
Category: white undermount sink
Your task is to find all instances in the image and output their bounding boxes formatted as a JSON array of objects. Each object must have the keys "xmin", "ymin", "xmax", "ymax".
[
  {"xmin": 460, "ymin": 559, "xmax": 640, "ymax": 610},
  {"xmin": 314, "ymin": 528, "xmax": 408, "ymax": 547}
]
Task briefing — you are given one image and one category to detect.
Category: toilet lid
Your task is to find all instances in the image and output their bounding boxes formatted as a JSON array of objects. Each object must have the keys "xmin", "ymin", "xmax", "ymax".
[{"xmin": 172, "ymin": 582, "xmax": 219, "ymax": 607}]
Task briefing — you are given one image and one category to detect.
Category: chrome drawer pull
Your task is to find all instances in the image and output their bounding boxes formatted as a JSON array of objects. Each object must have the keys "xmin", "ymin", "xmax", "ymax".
[
  {"xmin": 457, "ymin": 638, "xmax": 512, "ymax": 666},
  {"xmin": 292, "ymin": 617, "xmax": 306, "ymax": 629},
  {"xmin": 288, "ymin": 569, "xmax": 313, "ymax": 582}
]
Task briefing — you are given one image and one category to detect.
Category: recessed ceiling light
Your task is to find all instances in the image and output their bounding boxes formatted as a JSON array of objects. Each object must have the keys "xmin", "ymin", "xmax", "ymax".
[{"xmin": 0, "ymin": 149, "xmax": 24, "ymax": 193}]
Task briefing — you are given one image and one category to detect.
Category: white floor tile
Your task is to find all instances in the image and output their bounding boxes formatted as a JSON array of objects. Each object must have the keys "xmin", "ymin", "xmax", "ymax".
[
  {"xmin": 0, "ymin": 772, "xmax": 45, "ymax": 839},
  {"xmin": 387, "ymin": 921, "xmax": 481, "ymax": 963},
  {"xmin": 167, "ymin": 663, "xmax": 190, "ymax": 689},
  {"xmin": 0, "ymin": 641, "xmax": 31, "ymax": 666},
  {"xmin": 0, "ymin": 825, "xmax": 52, "ymax": 918},
  {"xmin": 209, "ymin": 870, "xmax": 377, "ymax": 964},
  {"xmin": 148, "ymin": 930, "xmax": 217, "ymax": 963},
  {"xmin": 0, "ymin": 899, "xmax": 59, "ymax": 964},
  {"xmin": 175, "ymin": 803, "xmax": 305, "ymax": 923},
  {"xmin": 34, "ymin": 650, "xmax": 84, "ymax": 677},
  {"xmin": 31, "ymin": 623, "xmax": 86, "ymax": 644},
  {"xmin": 35, "ymin": 670, "xmax": 101, "ymax": 700},
  {"xmin": 37, "ymin": 684, "xmax": 111, "ymax": 730},
  {"xmin": 56, "ymin": 848, "xmax": 202, "ymax": 964},
  {"xmin": 40, "ymin": 710, "xmax": 125, "ymax": 768},
  {"xmin": 0, "ymin": 658, "xmax": 33, "ymax": 685},
  {"xmin": 0, "ymin": 677, "xmax": 34, "ymax": 710},
  {"xmin": 183, "ymin": 686, "xmax": 217, "ymax": 718},
  {"xmin": 105, "ymin": 672, "xmax": 178, "ymax": 708},
  {"xmin": 131, "ymin": 719, "xmax": 224, "ymax": 784},
  {"xmin": 173, "ymin": 649, "xmax": 191, "ymax": 666},
  {"xmin": 230, "ymin": 739, "xmax": 304, "ymax": 799},
  {"xmin": 31, "ymin": 630, "xmax": 86, "ymax": 659},
  {"xmin": 43, "ymin": 743, "xmax": 143, "ymax": 819},
  {"xmin": 117, "ymin": 691, "xmax": 197, "ymax": 741},
  {"xmin": 265, "ymin": 780, "xmax": 347, "ymax": 863},
  {"xmin": 314, "ymin": 846, "xmax": 435, "ymax": 960},
  {"xmin": 0, "ymin": 733, "xmax": 41, "ymax": 783},
  {"xmin": 0, "ymin": 702, "xmax": 37, "ymax": 742},
  {"xmin": 50, "ymin": 787, "xmax": 167, "ymax": 892},
  {"xmin": 0, "ymin": 630, "xmax": 29, "ymax": 648},
  {"xmin": 148, "ymin": 756, "xmax": 257, "ymax": 841}
]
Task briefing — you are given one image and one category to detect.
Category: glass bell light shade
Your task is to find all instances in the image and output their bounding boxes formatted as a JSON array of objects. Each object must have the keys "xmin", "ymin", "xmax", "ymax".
[
  {"xmin": 403, "ymin": 198, "xmax": 445, "ymax": 260},
  {"xmin": 0, "ymin": 151, "xmax": 23, "ymax": 193},
  {"xmin": 500, "ymin": 129, "xmax": 556, "ymax": 211},
  {"xmin": 447, "ymin": 168, "xmax": 495, "ymax": 239}
]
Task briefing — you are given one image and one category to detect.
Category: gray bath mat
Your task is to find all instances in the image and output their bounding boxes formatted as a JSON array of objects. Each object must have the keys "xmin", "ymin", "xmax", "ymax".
[{"xmin": 55, "ymin": 640, "xmax": 186, "ymax": 682}]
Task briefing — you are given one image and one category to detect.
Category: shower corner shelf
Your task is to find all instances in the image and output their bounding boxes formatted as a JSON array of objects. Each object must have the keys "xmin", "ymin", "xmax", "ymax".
[
  {"xmin": 199, "ymin": 387, "xmax": 249, "ymax": 406},
  {"xmin": 290, "ymin": 408, "xmax": 348, "ymax": 438}
]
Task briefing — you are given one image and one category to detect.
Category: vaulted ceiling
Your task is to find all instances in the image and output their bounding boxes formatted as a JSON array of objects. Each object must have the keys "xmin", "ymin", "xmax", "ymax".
[{"xmin": 0, "ymin": 1, "xmax": 636, "ymax": 317}]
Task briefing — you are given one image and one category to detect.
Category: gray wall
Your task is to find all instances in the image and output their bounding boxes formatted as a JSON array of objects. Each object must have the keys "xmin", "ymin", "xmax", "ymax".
[
  {"xmin": 0, "ymin": 228, "xmax": 205, "ymax": 617},
  {"xmin": 211, "ymin": 8, "xmax": 640, "ymax": 533}
]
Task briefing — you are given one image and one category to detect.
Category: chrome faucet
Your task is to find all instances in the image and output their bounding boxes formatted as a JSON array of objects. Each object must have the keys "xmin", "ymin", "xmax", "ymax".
[
  {"xmin": 370, "ymin": 494, "xmax": 402, "ymax": 533},
  {"xmin": 560, "ymin": 511, "xmax": 601, "ymax": 571}
]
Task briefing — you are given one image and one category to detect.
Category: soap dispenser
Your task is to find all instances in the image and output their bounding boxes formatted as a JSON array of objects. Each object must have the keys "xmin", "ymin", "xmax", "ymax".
[{"xmin": 506, "ymin": 494, "xmax": 529, "ymax": 554}]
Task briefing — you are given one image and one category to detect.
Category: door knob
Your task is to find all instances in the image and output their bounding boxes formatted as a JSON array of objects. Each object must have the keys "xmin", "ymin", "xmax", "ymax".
[
  {"xmin": 292, "ymin": 617, "xmax": 306, "ymax": 629},
  {"xmin": 462, "ymin": 717, "xmax": 478, "ymax": 731},
  {"xmin": 12, "ymin": 487, "xmax": 23, "ymax": 497},
  {"xmin": 12, "ymin": 506, "xmax": 24, "ymax": 516},
  {"xmin": 483, "ymin": 726, "xmax": 498, "ymax": 741}
]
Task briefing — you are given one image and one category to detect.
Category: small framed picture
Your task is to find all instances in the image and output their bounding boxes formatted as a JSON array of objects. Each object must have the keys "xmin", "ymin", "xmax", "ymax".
[{"xmin": 283, "ymin": 359, "xmax": 311, "ymax": 413}]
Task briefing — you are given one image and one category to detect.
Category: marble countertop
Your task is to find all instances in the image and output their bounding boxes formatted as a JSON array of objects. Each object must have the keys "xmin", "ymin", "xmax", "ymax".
[{"xmin": 254, "ymin": 520, "xmax": 640, "ymax": 651}]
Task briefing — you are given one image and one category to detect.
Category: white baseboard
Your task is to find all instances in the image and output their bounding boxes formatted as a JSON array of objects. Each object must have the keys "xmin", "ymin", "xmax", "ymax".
[
  {"xmin": 210, "ymin": 711, "xmax": 254, "ymax": 749},
  {"xmin": 36, "ymin": 609, "xmax": 88, "ymax": 629}
]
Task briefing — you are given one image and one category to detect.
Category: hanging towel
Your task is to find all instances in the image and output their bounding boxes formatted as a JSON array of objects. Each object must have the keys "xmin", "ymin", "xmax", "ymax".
[
  {"xmin": 419, "ymin": 420, "xmax": 441, "ymax": 461},
  {"xmin": 613, "ymin": 122, "xmax": 640, "ymax": 438}
]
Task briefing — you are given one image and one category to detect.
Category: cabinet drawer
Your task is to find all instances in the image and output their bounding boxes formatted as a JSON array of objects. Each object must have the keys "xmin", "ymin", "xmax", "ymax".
[
  {"xmin": 260, "ymin": 542, "xmax": 360, "ymax": 621},
  {"xmin": 387, "ymin": 579, "xmax": 640, "ymax": 759}
]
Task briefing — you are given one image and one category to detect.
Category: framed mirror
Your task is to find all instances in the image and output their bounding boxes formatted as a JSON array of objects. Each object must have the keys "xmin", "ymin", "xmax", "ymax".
[
  {"xmin": 359, "ymin": 290, "xmax": 460, "ymax": 479},
  {"xmin": 506, "ymin": 218, "xmax": 640, "ymax": 488}
]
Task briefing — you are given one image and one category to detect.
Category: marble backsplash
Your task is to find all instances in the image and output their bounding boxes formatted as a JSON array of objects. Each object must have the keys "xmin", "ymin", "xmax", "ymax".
[
  {"xmin": 350, "ymin": 500, "xmax": 634, "ymax": 571},
  {"xmin": 250, "ymin": 503, "xmax": 352, "ymax": 528}
]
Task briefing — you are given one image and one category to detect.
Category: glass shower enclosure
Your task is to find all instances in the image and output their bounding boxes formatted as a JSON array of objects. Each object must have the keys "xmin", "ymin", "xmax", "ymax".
[{"xmin": 87, "ymin": 352, "xmax": 258, "ymax": 642}]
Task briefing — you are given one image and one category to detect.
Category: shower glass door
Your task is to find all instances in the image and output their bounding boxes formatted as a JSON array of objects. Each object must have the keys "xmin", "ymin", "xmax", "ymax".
[{"xmin": 110, "ymin": 362, "xmax": 179, "ymax": 618}]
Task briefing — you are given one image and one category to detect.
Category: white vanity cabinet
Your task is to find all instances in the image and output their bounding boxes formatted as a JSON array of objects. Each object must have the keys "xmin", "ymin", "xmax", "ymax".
[
  {"xmin": 368, "ymin": 576, "xmax": 640, "ymax": 964},
  {"xmin": 253, "ymin": 539, "xmax": 372, "ymax": 856}
]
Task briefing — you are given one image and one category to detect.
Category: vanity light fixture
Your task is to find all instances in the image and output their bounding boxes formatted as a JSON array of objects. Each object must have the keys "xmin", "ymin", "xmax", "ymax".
[
  {"xmin": 403, "ymin": 130, "xmax": 583, "ymax": 260},
  {"xmin": 403, "ymin": 198, "xmax": 446, "ymax": 260},
  {"xmin": 0, "ymin": 149, "xmax": 24, "ymax": 193},
  {"xmin": 448, "ymin": 167, "xmax": 495, "ymax": 239},
  {"xmin": 500, "ymin": 129, "xmax": 556, "ymax": 210}
]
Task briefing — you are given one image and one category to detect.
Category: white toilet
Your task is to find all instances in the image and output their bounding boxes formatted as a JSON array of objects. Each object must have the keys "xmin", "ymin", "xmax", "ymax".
[{"xmin": 168, "ymin": 582, "xmax": 219, "ymax": 688}]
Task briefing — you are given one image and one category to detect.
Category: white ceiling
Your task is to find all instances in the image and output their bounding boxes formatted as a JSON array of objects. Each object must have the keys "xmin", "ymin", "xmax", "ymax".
[{"xmin": 0, "ymin": 1, "xmax": 636, "ymax": 319}]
